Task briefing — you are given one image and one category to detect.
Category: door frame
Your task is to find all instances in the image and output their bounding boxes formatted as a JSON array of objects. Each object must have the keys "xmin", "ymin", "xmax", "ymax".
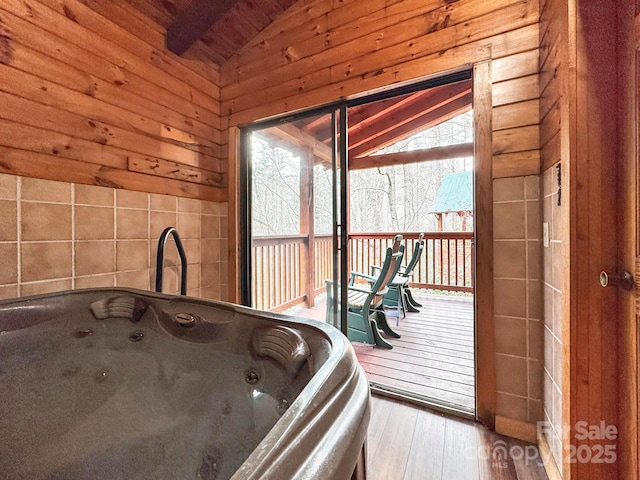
[
  {"xmin": 227, "ymin": 64, "xmax": 495, "ymax": 426},
  {"xmin": 618, "ymin": 1, "xmax": 640, "ymax": 478},
  {"xmin": 473, "ymin": 60, "xmax": 495, "ymax": 428}
]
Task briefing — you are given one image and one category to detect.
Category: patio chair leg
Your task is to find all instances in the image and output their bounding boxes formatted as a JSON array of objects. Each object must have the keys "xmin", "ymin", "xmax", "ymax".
[
  {"xmin": 399, "ymin": 288, "xmax": 409, "ymax": 317},
  {"xmin": 403, "ymin": 290, "xmax": 420, "ymax": 313},
  {"xmin": 373, "ymin": 310, "xmax": 401, "ymax": 338},
  {"xmin": 369, "ymin": 319, "xmax": 393, "ymax": 349},
  {"xmin": 405, "ymin": 289, "xmax": 423, "ymax": 308}
]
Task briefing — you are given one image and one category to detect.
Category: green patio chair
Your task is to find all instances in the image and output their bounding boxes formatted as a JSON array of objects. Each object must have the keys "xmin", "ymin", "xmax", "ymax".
[
  {"xmin": 396, "ymin": 237, "xmax": 425, "ymax": 313},
  {"xmin": 325, "ymin": 244, "xmax": 404, "ymax": 349},
  {"xmin": 371, "ymin": 234, "xmax": 425, "ymax": 321}
]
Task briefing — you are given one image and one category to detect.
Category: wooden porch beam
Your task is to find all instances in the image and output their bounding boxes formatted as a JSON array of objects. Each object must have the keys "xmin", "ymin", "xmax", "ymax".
[
  {"xmin": 348, "ymin": 142, "xmax": 474, "ymax": 170},
  {"xmin": 256, "ymin": 123, "xmax": 332, "ymax": 164},
  {"xmin": 166, "ymin": 0, "xmax": 238, "ymax": 55},
  {"xmin": 298, "ymin": 92, "xmax": 437, "ymax": 145},
  {"xmin": 349, "ymin": 93, "xmax": 473, "ymax": 159},
  {"xmin": 348, "ymin": 81, "xmax": 472, "ymax": 154},
  {"xmin": 300, "ymin": 147, "xmax": 316, "ymax": 308}
]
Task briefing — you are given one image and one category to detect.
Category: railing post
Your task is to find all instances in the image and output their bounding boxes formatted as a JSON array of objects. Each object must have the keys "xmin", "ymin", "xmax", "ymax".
[{"xmin": 300, "ymin": 147, "xmax": 315, "ymax": 307}]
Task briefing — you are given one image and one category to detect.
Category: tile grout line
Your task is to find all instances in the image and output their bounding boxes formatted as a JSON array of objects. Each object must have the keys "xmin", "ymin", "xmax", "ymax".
[
  {"xmin": 518, "ymin": 180, "xmax": 532, "ymax": 421},
  {"xmin": 147, "ymin": 193, "xmax": 151, "ymax": 291},
  {"xmin": 525, "ymin": 180, "xmax": 533, "ymax": 421},
  {"xmin": 71, "ymin": 184, "xmax": 76, "ymax": 290},
  {"xmin": 113, "ymin": 189, "xmax": 118, "ymax": 287},
  {"xmin": 16, "ymin": 177, "xmax": 22, "ymax": 297}
]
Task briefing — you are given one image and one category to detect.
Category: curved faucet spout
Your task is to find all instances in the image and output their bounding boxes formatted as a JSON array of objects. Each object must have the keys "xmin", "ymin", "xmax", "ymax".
[{"xmin": 155, "ymin": 227, "xmax": 188, "ymax": 295}]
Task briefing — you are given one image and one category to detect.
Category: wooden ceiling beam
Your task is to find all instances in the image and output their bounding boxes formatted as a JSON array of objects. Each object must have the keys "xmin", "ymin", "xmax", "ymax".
[
  {"xmin": 254, "ymin": 123, "xmax": 333, "ymax": 164},
  {"xmin": 347, "ymin": 90, "xmax": 438, "ymax": 139},
  {"xmin": 348, "ymin": 143, "xmax": 474, "ymax": 171},
  {"xmin": 347, "ymin": 94, "xmax": 417, "ymax": 132},
  {"xmin": 295, "ymin": 95, "xmax": 415, "ymax": 145},
  {"xmin": 296, "ymin": 115, "xmax": 335, "ymax": 144},
  {"xmin": 349, "ymin": 93, "xmax": 473, "ymax": 158},
  {"xmin": 348, "ymin": 81, "xmax": 472, "ymax": 152},
  {"xmin": 166, "ymin": 0, "xmax": 239, "ymax": 55}
]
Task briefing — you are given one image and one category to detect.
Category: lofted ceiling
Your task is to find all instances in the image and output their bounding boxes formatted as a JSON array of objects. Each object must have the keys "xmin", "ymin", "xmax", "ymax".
[
  {"xmin": 133, "ymin": 1, "xmax": 473, "ymax": 169},
  {"xmin": 139, "ymin": 0, "xmax": 298, "ymax": 62}
]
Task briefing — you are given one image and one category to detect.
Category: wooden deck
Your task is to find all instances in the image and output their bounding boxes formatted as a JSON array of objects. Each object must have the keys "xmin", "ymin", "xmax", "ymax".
[{"xmin": 287, "ymin": 293, "xmax": 476, "ymax": 414}]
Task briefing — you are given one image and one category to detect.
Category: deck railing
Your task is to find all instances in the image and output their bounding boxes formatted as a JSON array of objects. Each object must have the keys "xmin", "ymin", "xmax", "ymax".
[
  {"xmin": 252, "ymin": 231, "xmax": 473, "ymax": 312},
  {"xmin": 349, "ymin": 232, "xmax": 473, "ymax": 293}
]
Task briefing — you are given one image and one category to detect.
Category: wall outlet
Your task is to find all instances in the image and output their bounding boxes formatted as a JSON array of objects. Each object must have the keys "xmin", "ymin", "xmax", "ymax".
[{"xmin": 543, "ymin": 222, "xmax": 550, "ymax": 248}]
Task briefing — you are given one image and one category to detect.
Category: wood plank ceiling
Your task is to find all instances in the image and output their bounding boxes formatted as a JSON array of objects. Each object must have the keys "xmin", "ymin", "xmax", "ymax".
[
  {"xmin": 300, "ymin": 80, "xmax": 472, "ymax": 157},
  {"xmin": 141, "ymin": 0, "xmax": 298, "ymax": 62},
  {"xmin": 277, "ymin": 79, "xmax": 474, "ymax": 169}
]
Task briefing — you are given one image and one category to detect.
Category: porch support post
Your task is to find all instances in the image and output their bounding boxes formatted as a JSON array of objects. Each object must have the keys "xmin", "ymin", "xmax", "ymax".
[
  {"xmin": 300, "ymin": 147, "xmax": 316, "ymax": 308},
  {"xmin": 473, "ymin": 60, "xmax": 495, "ymax": 429}
]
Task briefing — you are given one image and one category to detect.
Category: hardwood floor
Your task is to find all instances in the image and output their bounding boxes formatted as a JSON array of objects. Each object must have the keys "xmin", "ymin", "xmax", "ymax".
[{"xmin": 367, "ymin": 395, "xmax": 549, "ymax": 480}]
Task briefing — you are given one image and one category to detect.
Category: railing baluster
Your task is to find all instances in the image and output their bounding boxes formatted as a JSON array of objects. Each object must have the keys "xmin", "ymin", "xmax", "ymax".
[
  {"xmin": 292, "ymin": 243, "xmax": 296, "ymax": 299},
  {"xmin": 458, "ymin": 239, "xmax": 461, "ymax": 285},
  {"xmin": 459, "ymin": 239, "xmax": 463, "ymax": 286},
  {"xmin": 454, "ymin": 239, "xmax": 458, "ymax": 286},
  {"xmin": 251, "ymin": 232, "xmax": 474, "ymax": 312},
  {"xmin": 252, "ymin": 246, "xmax": 257, "ymax": 309},
  {"xmin": 285, "ymin": 243, "xmax": 290, "ymax": 303},
  {"xmin": 270, "ymin": 245, "xmax": 275, "ymax": 309},
  {"xmin": 448, "ymin": 239, "xmax": 452, "ymax": 285},
  {"xmin": 462, "ymin": 239, "xmax": 467, "ymax": 287},
  {"xmin": 449, "ymin": 239, "xmax": 452, "ymax": 286},
  {"xmin": 274, "ymin": 245, "xmax": 279, "ymax": 308},
  {"xmin": 429, "ymin": 238, "xmax": 434, "ymax": 285}
]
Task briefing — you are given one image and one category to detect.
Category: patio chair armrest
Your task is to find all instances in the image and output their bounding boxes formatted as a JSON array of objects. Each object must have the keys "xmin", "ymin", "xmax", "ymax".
[
  {"xmin": 397, "ymin": 266, "xmax": 416, "ymax": 277},
  {"xmin": 350, "ymin": 271, "xmax": 377, "ymax": 283},
  {"xmin": 370, "ymin": 265, "xmax": 382, "ymax": 276},
  {"xmin": 348, "ymin": 284, "xmax": 373, "ymax": 295}
]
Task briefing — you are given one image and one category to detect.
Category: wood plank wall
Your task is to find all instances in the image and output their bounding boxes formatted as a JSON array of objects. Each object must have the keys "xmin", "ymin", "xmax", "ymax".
[
  {"xmin": 220, "ymin": 0, "xmax": 541, "ymax": 181},
  {"xmin": 618, "ymin": 2, "xmax": 640, "ymax": 480},
  {"xmin": 538, "ymin": 0, "xmax": 568, "ymax": 476},
  {"xmin": 541, "ymin": 1, "xmax": 626, "ymax": 480},
  {"xmin": 220, "ymin": 0, "xmax": 543, "ymax": 430},
  {"xmin": 539, "ymin": 0, "xmax": 566, "ymax": 173},
  {"xmin": 0, "ymin": 0, "xmax": 226, "ymax": 201}
]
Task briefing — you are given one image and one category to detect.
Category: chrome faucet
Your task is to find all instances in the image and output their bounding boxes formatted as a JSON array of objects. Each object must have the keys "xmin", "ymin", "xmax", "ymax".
[{"xmin": 155, "ymin": 227, "xmax": 187, "ymax": 295}]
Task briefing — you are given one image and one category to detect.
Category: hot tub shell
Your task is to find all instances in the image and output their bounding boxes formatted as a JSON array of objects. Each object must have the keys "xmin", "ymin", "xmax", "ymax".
[{"xmin": 0, "ymin": 288, "xmax": 370, "ymax": 480}]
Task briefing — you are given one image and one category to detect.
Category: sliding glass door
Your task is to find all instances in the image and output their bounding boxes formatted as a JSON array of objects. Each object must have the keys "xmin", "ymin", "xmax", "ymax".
[
  {"xmin": 241, "ymin": 108, "xmax": 347, "ymax": 332},
  {"xmin": 240, "ymin": 70, "xmax": 478, "ymax": 415}
]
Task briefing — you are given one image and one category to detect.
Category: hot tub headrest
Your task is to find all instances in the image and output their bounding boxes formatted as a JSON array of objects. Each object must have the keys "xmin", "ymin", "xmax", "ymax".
[
  {"xmin": 90, "ymin": 296, "xmax": 148, "ymax": 323},
  {"xmin": 251, "ymin": 326, "xmax": 311, "ymax": 378}
]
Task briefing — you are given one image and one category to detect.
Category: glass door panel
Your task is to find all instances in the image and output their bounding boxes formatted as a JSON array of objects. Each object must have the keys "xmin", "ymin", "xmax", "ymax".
[{"xmin": 244, "ymin": 110, "xmax": 345, "ymax": 333}]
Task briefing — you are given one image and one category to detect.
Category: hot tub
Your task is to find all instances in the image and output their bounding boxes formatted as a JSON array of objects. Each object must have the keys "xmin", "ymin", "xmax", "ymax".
[{"xmin": 0, "ymin": 288, "xmax": 369, "ymax": 479}]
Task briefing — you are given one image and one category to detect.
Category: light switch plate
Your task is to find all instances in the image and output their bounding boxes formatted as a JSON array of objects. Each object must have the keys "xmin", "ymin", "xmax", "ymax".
[{"xmin": 543, "ymin": 222, "xmax": 550, "ymax": 248}]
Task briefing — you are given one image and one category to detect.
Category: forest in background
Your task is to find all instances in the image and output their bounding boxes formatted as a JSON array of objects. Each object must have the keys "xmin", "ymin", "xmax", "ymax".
[{"xmin": 251, "ymin": 111, "xmax": 474, "ymax": 236}]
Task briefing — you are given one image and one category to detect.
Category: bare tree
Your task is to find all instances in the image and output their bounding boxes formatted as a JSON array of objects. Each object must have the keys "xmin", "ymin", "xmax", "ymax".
[
  {"xmin": 349, "ymin": 111, "xmax": 473, "ymax": 233},
  {"xmin": 251, "ymin": 139, "xmax": 300, "ymax": 235},
  {"xmin": 250, "ymin": 111, "xmax": 474, "ymax": 237}
]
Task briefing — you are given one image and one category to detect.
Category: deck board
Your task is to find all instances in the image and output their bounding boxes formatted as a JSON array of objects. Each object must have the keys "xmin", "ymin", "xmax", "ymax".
[
  {"xmin": 288, "ymin": 293, "xmax": 476, "ymax": 412},
  {"xmin": 359, "ymin": 294, "xmax": 476, "ymax": 411}
]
